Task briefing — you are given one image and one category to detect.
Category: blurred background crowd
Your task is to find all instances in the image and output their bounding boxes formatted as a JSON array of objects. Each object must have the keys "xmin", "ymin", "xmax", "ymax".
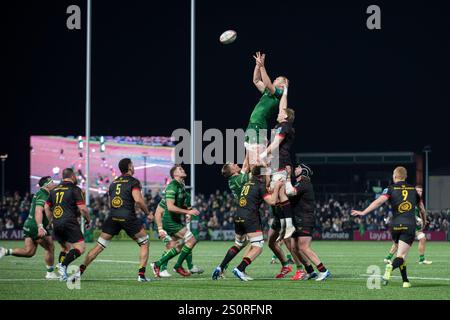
[{"xmin": 1, "ymin": 190, "xmax": 449, "ymax": 234}]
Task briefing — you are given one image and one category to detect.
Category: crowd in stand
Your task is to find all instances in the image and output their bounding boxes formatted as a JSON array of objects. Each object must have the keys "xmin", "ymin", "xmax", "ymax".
[
  {"xmin": 98, "ymin": 136, "xmax": 175, "ymax": 147},
  {"xmin": 1, "ymin": 190, "xmax": 449, "ymax": 235}
]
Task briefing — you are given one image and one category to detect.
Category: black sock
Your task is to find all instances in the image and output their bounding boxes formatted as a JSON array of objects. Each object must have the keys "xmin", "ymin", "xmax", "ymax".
[
  {"xmin": 59, "ymin": 251, "xmax": 67, "ymax": 264},
  {"xmin": 280, "ymin": 201, "xmax": 293, "ymax": 219},
  {"xmin": 138, "ymin": 266, "xmax": 146, "ymax": 278},
  {"xmin": 399, "ymin": 263, "xmax": 409, "ymax": 282},
  {"xmin": 305, "ymin": 264, "xmax": 315, "ymax": 274},
  {"xmin": 79, "ymin": 264, "xmax": 86, "ymax": 275},
  {"xmin": 237, "ymin": 257, "xmax": 252, "ymax": 272},
  {"xmin": 220, "ymin": 246, "xmax": 241, "ymax": 270},
  {"xmin": 316, "ymin": 263, "xmax": 327, "ymax": 273},
  {"xmin": 392, "ymin": 257, "xmax": 404, "ymax": 271},
  {"xmin": 62, "ymin": 249, "xmax": 81, "ymax": 267}
]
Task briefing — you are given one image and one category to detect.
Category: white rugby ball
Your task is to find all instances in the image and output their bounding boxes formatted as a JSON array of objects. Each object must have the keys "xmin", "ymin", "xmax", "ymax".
[{"xmin": 219, "ymin": 30, "xmax": 237, "ymax": 44}]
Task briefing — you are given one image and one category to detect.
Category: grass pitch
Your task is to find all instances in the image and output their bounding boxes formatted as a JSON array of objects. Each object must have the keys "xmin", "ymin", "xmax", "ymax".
[{"xmin": 0, "ymin": 240, "xmax": 449, "ymax": 300}]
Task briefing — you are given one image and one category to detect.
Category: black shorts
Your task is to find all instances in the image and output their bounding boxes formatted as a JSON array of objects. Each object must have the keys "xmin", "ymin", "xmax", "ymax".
[
  {"xmin": 53, "ymin": 222, "xmax": 84, "ymax": 245},
  {"xmin": 102, "ymin": 215, "xmax": 144, "ymax": 238},
  {"xmin": 292, "ymin": 226, "xmax": 314, "ymax": 238},
  {"xmin": 234, "ymin": 212, "xmax": 262, "ymax": 235},
  {"xmin": 391, "ymin": 224, "xmax": 415, "ymax": 246},
  {"xmin": 292, "ymin": 212, "xmax": 314, "ymax": 237},
  {"xmin": 270, "ymin": 215, "xmax": 281, "ymax": 231}
]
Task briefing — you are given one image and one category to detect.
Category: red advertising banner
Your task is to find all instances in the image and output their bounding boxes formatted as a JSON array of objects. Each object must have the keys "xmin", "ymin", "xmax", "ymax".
[{"xmin": 353, "ymin": 230, "xmax": 447, "ymax": 241}]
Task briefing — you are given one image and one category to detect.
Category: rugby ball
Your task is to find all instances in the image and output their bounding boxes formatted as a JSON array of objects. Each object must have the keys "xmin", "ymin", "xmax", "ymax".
[{"xmin": 219, "ymin": 30, "xmax": 237, "ymax": 44}]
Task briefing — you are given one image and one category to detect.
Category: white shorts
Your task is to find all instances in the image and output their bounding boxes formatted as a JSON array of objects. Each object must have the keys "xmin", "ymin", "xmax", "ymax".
[{"xmin": 270, "ymin": 169, "xmax": 288, "ymax": 189}]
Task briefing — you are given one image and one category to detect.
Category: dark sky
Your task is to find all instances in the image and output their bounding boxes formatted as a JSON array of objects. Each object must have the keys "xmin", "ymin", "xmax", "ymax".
[{"xmin": 3, "ymin": 0, "xmax": 450, "ymax": 194}]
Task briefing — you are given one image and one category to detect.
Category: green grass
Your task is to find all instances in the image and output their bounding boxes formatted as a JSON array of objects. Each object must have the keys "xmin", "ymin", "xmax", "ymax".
[{"xmin": 0, "ymin": 240, "xmax": 449, "ymax": 300}]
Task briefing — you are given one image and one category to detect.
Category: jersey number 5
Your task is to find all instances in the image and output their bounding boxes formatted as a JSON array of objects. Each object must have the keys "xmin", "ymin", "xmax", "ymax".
[{"xmin": 116, "ymin": 184, "xmax": 122, "ymax": 195}]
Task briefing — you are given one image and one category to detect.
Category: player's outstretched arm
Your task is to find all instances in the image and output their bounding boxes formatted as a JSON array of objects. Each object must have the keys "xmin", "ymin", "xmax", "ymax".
[
  {"xmin": 258, "ymin": 56, "xmax": 276, "ymax": 95},
  {"xmin": 279, "ymin": 85, "xmax": 288, "ymax": 113},
  {"xmin": 253, "ymin": 52, "xmax": 266, "ymax": 93},
  {"xmin": 262, "ymin": 134, "xmax": 285, "ymax": 160},
  {"xmin": 351, "ymin": 196, "xmax": 388, "ymax": 216},
  {"xmin": 166, "ymin": 199, "xmax": 199, "ymax": 216}
]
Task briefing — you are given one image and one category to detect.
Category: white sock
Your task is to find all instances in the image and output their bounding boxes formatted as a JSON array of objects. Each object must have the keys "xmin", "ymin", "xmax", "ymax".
[
  {"xmin": 286, "ymin": 218, "xmax": 293, "ymax": 228},
  {"xmin": 6, "ymin": 249, "xmax": 12, "ymax": 256},
  {"xmin": 280, "ymin": 219, "xmax": 286, "ymax": 231}
]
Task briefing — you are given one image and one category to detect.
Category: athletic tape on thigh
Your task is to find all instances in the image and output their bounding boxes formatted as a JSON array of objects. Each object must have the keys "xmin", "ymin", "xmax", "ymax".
[
  {"xmin": 417, "ymin": 232, "xmax": 426, "ymax": 240},
  {"xmin": 97, "ymin": 237, "xmax": 110, "ymax": 248},
  {"xmin": 136, "ymin": 234, "xmax": 149, "ymax": 246},
  {"xmin": 250, "ymin": 235, "xmax": 264, "ymax": 248},
  {"xmin": 234, "ymin": 235, "xmax": 248, "ymax": 248},
  {"xmin": 184, "ymin": 230, "xmax": 194, "ymax": 242}
]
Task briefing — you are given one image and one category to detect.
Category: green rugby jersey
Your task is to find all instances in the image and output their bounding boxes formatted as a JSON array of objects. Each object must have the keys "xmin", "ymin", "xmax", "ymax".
[
  {"xmin": 26, "ymin": 188, "xmax": 50, "ymax": 227},
  {"xmin": 228, "ymin": 172, "xmax": 250, "ymax": 199},
  {"xmin": 248, "ymin": 87, "xmax": 283, "ymax": 129}
]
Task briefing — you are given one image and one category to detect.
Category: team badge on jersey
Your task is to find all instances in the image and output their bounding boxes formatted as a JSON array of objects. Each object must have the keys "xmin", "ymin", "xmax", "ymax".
[
  {"xmin": 111, "ymin": 196, "xmax": 123, "ymax": 208},
  {"xmin": 53, "ymin": 205, "xmax": 63, "ymax": 218},
  {"xmin": 399, "ymin": 201, "xmax": 412, "ymax": 213},
  {"xmin": 239, "ymin": 197, "xmax": 247, "ymax": 207}
]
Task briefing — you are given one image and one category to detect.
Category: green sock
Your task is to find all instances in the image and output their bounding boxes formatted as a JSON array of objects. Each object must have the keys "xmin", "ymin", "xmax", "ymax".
[
  {"xmin": 174, "ymin": 245, "xmax": 192, "ymax": 269},
  {"xmin": 46, "ymin": 265, "xmax": 54, "ymax": 272},
  {"xmin": 287, "ymin": 254, "xmax": 292, "ymax": 260},
  {"xmin": 186, "ymin": 252, "xmax": 194, "ymax": 270},
  {"xmin": 419, "ymin": 255, "xmax": 425, "ymax": 262},
  {"xmin": 296, "ymin": 265, "xmax": 303, "ymax": 271},
  {"xmin": 272, "ymin": 254, "xmax": 277, "ymax": 260},
  {"xmin": 386, "ymin": 252, "xmax": 394, "ymax": 260},
  {"xmin": 156, "ymin": 248, "xmax": 179, "ymax": 268},
  {"xmin": 281, "ymin": 260, "xmax": 289, "ymax": 267},
  {"xmin": 159, "ymin": 251, "xmax": 168, "ymax": 271}
]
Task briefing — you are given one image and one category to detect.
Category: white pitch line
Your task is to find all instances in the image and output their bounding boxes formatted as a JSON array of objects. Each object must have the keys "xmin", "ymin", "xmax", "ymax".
[{"xmin": 359, "ymin": 274, "xmax": 450, "ymax": 282}]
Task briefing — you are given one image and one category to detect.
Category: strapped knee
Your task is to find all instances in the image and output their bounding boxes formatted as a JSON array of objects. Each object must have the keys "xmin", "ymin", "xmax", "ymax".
[
  {"xmin": 97, "ymin": 237, "xmax": 110, "ymax": 249},
  {"xmin": 250, "ymin": 235, "xmax": 264, "ymax": 248},
  {"xmin": 136, "ymin": 234, "xmax": 149, "ymax": 246},
  {"xmin": 234, "ymin": 235, "xmax": 248, "ymax": 248},
  {"xmin": 417, "ymin": 232, "xmax": 426, "ymax": 240},
  {"xmin": 184, "ymin": 230, "xmax": 194, "ymax": 242}
]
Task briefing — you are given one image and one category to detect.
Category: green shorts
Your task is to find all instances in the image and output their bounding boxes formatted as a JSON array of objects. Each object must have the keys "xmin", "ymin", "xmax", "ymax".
[
  {"xmin": 245, "ymin": 123, "xmax": 268, "ymax": 145},
  {"xmin": 22, "ymin": 219, "xmax": 49, "ymax": 241},
  {"xmin": 162, "ymin": 215, "xmax": 185, "ymax": 237}
]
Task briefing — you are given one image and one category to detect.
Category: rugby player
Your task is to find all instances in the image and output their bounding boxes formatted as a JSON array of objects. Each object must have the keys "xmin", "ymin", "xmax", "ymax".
[
  {"xmin": 45, "ymin": 168, "xmax": 91, "ymax": 281},
  {"xmin": 245, "ymin": 52, "xmax": 288, "ymax": 167},
  {"xmin": 383, "ymin": 185, "xmax": 432, "ymax": 265},
  {"xmin": 287, "ymin": 164, "xmax": 331, "ymax": 281},
  {"xmin": 261, "ymin": 87, "xmax": 296, "ymax": 240},
  {"xmin": 352, "ymin": 166, "xmax": 426, "ymax": 288},
  {"xmin": 151, "ymin": 165, "xmax": 200, "ymax": 278},
  {"xmin": 74, "ymin": 158, "xmax": 153, "ymax": 282},
  {"xmin": 155, "ymin": 190, "xmax": 204, "ymax": 277},
  {"xmin": 212, "ymin": 165, "xmax": 282, "ymax": 281},
  {"xmin": 0, "ymin": 176, "xmax": 60, "ymax": 279}
]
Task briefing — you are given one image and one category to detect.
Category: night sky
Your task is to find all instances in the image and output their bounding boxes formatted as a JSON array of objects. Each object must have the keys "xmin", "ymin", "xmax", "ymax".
[{"xmin": 3, "ymin": 0, "xmax": 450, "ymax": 194}]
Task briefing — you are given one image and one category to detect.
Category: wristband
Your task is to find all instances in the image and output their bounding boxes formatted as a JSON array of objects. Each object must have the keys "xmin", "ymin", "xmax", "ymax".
[
  {"xmin": 38, "ymin": 224, "xmax": 44, "ymax": 228},
  {"xmin": 283, "ymin": 86, "xmax": 288, "ymax": 95}
]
